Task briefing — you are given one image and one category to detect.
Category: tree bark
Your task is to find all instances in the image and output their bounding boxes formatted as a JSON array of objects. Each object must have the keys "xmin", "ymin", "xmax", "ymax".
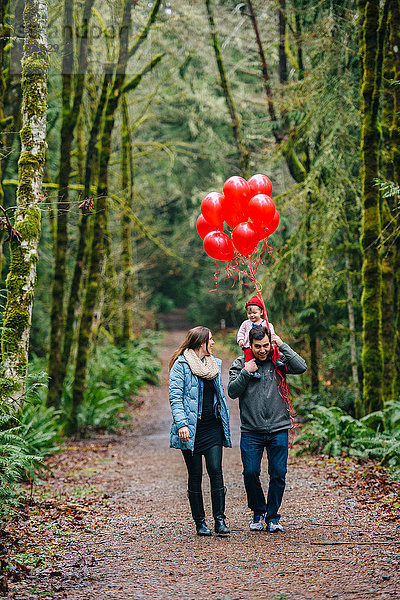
[
  {"xmin": 121, "ymin": 96, "xmax": 134, "ymax": 343},
  {"xmin": 381, "ymin": 200, "xmax": 395, "ymax": 403},
  {"xmin": 1, "ymin": 0, "xmax": 48, "ymax": 398},
  {"xmin": 380, "ymin": 5, "xmax": 397, "ymax": 404},
  {"xmin": 0, "ymin": 0, "xmax": 12, "ymax": 276},
  {"xmin": 390, "ymin": 0, "xmax": 400, "ymax": 397},
  {"xmin": 358, "ymin": 0, "xmax": 387, "ymax": 413},
  {"xmin": 344, "ymin": 239, "xmax": 361, "ymax": 415},
  {"xmin": 305, "ymin": 190, "xmax": 319, "ymax": 394},
  {"xmin": 278, "ymin": 0, "xmax": 287, "ymax": 85}
]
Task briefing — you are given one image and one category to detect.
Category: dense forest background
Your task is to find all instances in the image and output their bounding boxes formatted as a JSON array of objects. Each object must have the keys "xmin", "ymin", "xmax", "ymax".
[{"xmin": 0, "ymin": 0, "xmax": 399, "ymax": 494}]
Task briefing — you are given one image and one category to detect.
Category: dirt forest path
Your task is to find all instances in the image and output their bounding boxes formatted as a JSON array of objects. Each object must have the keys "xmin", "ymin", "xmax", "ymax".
[{"xmin": 10, "ymin": 319, "xmax": 400, "ymax": 600}]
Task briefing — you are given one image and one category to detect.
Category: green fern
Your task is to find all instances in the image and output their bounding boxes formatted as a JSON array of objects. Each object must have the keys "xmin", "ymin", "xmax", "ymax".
[{"xmin": 296, "ymin": 401, "xmax": 400, "ymax": 467}]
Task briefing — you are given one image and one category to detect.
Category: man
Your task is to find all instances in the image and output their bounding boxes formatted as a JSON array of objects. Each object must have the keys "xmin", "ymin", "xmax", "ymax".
[{"xmin": 228, "ymin": 326, "xmax": 307, "ymax": 532}]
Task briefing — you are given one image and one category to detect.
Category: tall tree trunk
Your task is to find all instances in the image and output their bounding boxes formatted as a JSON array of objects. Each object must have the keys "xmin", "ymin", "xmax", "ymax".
[
  {"xmin": 1, "ymin": 0, "xmax": 47, "ymax": 398},
  {"xmin": 120, "ymin": 96, "xmax": 134, "ymax": 343},
  {"xmin": 0, "ymin": 0, "xmax": 11, "ymax": 275},
  {"xmin": 343, "ymin": 237, "xmax": 361, "ymax": 415},
  {"xmin": 391, "ymin": 0, "xmax": 400, "ymax": 397},
  {"xmin": 358, "ymin": 0, "xmax": 388, "ymax": 413},
  {"xmin": 294, "ymin": 12, "xmax": 304, "ymax": 80},
  {"xmin": 0, "ymin": 0, "xmax": 7, "ymax": 209},
  {"xmin": 204, "ymin": 0, "xmax": 250, "ymax": 178},
  {"xmin": 381, "ymin": 200, "xmax": 395, "ymax": 403},
  {"xmin": 305, "ymin": 190, "xmax": 319, "ymax": 394},
  {"xmin": 380, "ymin": 6, "xmax": 396, "ymax": 404},
  {"xmin": 47, "ymin": 0, "xmax": 94, "ymax": 407},
  {"xmin": 278, "ymin": 0, "xmax": 287, "ymax": 85}
]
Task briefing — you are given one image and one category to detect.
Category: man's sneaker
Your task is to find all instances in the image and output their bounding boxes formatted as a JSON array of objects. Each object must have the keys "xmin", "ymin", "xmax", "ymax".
[
  {"xmin": 266, "ymin": 521, "xmax": 283, "ymax": 533},
  {"xmin": 252, "ymin": 372, "xmax": 262, "ymax": 379},
  {"xmin": 249, "ymin": 513, "xmax": 264, "ymax": 531}
]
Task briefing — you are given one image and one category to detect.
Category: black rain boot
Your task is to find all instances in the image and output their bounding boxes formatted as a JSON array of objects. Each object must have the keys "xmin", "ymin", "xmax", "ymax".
[
  {"xmin": 211, "ymin": 486, "xmax": 230, "ymax": 536},
  {"xmin": 187, "ymin": 490, "xmax": 212, "ymax": 536}
]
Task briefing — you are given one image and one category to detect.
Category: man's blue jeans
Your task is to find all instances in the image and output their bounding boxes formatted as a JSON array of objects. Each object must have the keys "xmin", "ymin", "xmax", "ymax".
[{"xmin": 240, "ymin": 429, "xmax": 289, "ymax": 523}]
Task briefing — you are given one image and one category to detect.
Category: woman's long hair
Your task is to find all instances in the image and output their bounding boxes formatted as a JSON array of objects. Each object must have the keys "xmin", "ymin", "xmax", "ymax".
[{"xmin": 169, "ymin": 326, "xmax": 210, "ymax": 371}]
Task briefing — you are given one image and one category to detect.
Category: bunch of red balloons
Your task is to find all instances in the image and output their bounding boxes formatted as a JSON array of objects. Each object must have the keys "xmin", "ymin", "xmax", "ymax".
[{"xmin": 196, "ymin": 174, "xmax": 279, "ymax": 262}]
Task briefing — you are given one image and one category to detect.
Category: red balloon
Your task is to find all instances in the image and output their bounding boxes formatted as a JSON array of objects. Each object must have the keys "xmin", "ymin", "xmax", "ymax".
[
  {"xmin": 222, "ymin": 196, "xmax": 246, "ymax": 228},
  {"xmin": 196, "ymin": 214, "xmax": 215, "ymax": 240},
  {"xmin": 222, "ymin": 176, "xmax": 251, "ymax": 212},
  {"xmin": 203, "ymin": 231, "xmax": 235, "ymax": 262},
  {"xmin": 231, "ymin": 222, "xmax": 259, "ymax": 257},
  {"xmin": 247, "ymin": 194, "xmax": 276, "ymax": 228},
  {"xmin": 264, "ymin": 210, "xmax": 280, "ymax": 235},
  {"xmin": 248, "ymin": 173, "xmax": 273, "ymax": 198},
  {"xmin": 253, "ymin": 211, "xmax": 280, "ymax": 239},
  {"xmin": 201, "ymin": 192, "xmax": 224, "ymax": 229}
]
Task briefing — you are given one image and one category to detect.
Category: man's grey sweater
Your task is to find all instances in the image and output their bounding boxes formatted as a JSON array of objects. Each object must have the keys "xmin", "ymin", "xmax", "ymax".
[{"xmin": 228, "ymin": 343, "xmax": 307, "ymax": 433}]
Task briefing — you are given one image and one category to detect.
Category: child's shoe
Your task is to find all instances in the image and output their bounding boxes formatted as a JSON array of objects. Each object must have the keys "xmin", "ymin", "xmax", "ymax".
[{"xmin": 252, "ymin": 372, "xmax": 262, "ymax": 379}]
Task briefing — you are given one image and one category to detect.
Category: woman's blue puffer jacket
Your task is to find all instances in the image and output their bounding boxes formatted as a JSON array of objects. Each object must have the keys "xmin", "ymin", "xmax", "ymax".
[{"xmin": 169, "ymin": 354, "xmax": 232, "ymax": 451}]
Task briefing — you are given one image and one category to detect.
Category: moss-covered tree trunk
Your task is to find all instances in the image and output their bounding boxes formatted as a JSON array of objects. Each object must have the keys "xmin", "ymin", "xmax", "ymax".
[
  {"xmin": 358, "ymin": 0, "xmax": 387, "ymax": 413},
  {"xmin": 390, "ymin": 0, "xmax": 400, "ymax": 397},
  {"xmin": 0, "ymin": 0, "xmax": 11, "ymax": 275},
  {"xmin": 121, "ymin": 96, "xmax": 134, "ymax": 343},
  {"xmin": 0, "ymin": 0, "xmax": 8, "ymax": 211},
  {"xmin": 380, "ymin": 5, "xmax": 396, "ymax": 404},
  {"xmin": 204, "ymin": 0, "xmax": 250, "ymax": 178},
  {"xmin": 278, "ymin": 0, "xmax": 287, "ymax": 85},
  {"xmin": 305, "ymin": 189, "xmax": 319, "ymax": 394},
  {"xmin": 47, "ymin": 0, "xmax": 94, "ymax": 407},
  {"xmin": 344, "ymin": 239, "xmax": 361, "ymax": 415},
  {"xmin": 381, "ymin": 200, "xmax": 395, "ymax": 403},
  {"xmin": 1, "ymin": 0, "xmax": 47, "ymax": 396}
]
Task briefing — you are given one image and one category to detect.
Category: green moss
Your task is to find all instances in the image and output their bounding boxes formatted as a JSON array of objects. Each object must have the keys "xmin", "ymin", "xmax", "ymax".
[
  {"xmin": 0, "ymin": 377, "xmax": 21, "ymax": 399},
  {"xmin": 2, "ymin": 307, "xmax": 30, "ymax": 356},
  {"xmin": 18, "ymin": 153, "xmax": 42, "ymax": 170},
  {"xmin": 16, "ymin": 207, "xmax": 41, "ymax": 240},
  {"xmin": 20, "ymin": 127, "xmax": 33, "ymax": 148}
]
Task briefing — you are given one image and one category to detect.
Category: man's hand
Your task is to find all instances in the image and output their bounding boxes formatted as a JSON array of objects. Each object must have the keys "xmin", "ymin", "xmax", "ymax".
[
  {"xmin": 178, "ymin": 426, "xmax": 190, "ymax": 442},
  {"xmin": 244, "ymin": 358, "xmax": 258, "ymax": 373},
  {"xmin": 238, "ymin": 340, "xmax": 245, "ymax": 348},
  {"xmin": 271, "ymin": 333, "xmax": 283, "ymax": 347}
]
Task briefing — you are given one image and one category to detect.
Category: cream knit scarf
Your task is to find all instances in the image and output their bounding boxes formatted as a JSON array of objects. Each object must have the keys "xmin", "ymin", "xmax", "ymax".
[{"xmin": 183, "ymin": 348, "xmax": 219, "ymax": 380}]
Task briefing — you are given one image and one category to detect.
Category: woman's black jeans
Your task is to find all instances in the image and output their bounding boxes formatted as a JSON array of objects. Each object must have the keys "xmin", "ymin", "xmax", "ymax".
[{"xmin": 182, "ymin": 444, "xmax": 224, "ymax": 493}]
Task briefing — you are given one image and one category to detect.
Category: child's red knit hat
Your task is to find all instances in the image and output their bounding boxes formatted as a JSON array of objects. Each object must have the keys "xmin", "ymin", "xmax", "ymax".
[{"xmin": 245, "ymin": 295, "xmax": 264, "ymax": 311}]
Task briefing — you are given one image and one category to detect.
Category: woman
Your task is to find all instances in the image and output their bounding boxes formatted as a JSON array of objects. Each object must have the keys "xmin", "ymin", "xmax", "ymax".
[{"xmin": 169, "ymin": 326, "xmax": 232, "ymax": 536}]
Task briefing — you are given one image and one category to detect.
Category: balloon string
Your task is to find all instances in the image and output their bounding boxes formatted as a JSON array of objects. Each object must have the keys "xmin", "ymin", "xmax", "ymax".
[
  {"xmin": 245, "ymin": 255, "xmax": 270, "ymax": 328},
  {"xmin": 209, "ymin": 260, "xmax": 221, "ymax": 291}
]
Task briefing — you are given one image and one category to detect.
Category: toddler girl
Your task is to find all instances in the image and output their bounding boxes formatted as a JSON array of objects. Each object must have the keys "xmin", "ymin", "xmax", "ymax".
[{"xmin": 237, "ymin": 296, "xmax": 275, "ymax": 378}]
